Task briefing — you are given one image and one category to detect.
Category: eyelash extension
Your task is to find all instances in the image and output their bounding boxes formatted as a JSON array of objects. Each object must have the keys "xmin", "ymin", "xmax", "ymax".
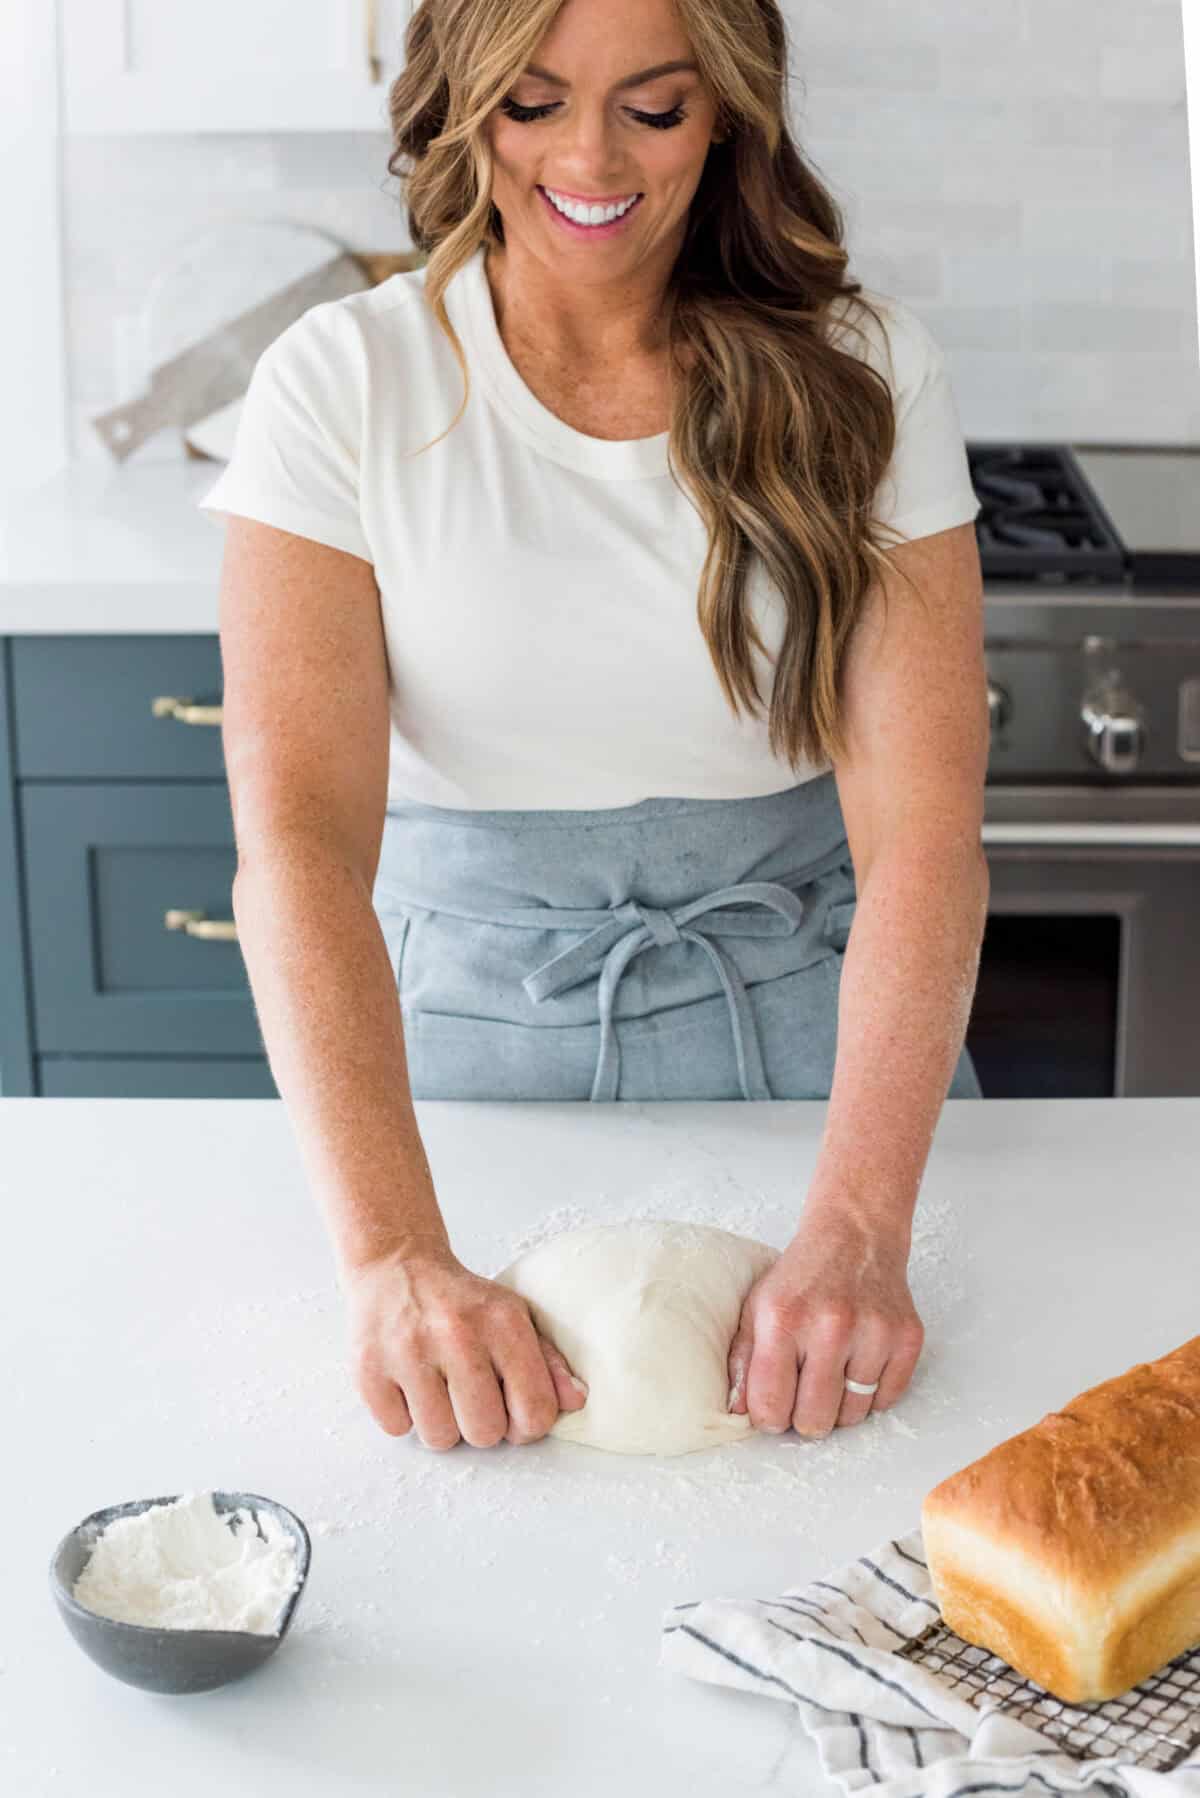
[{"xmin": 499, "ymin": 98, "xmax": 688, "ymax": 130}]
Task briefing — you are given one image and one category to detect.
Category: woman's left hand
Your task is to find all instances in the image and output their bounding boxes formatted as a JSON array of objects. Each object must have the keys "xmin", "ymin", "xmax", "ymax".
[{"xmin": 726, "ymin": 1202, "xmax": 925, "ymax": 1437}]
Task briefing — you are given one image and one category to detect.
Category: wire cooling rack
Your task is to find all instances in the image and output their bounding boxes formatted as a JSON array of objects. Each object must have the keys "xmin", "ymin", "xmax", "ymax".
[{"xmin": 895, "ymin": 1615, "xmax": 1200, "ymax": 1774}]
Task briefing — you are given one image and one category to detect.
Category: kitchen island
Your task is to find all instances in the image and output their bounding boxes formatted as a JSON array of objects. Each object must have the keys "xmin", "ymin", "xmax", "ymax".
[{"xmin": 6, "ymin": 1093, "xmax": 1197, "ymax": 1795}]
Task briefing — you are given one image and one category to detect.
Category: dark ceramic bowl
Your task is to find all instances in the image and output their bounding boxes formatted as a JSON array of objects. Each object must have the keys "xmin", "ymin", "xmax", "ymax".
[{"xmin": 49, "ymin": 1490, "xmax": 311, "ymax": 1695}]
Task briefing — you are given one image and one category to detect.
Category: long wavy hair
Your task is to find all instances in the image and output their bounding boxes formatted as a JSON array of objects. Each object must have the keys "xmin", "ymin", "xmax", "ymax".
[{"xmin": 385, "ymin": 0, "xmax": 916, "ymax": 771}]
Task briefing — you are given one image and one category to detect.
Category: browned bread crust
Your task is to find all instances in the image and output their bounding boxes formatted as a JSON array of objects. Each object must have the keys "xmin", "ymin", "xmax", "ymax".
[{"xmin": 920, "ymin": 1334, "xmax": 1200, "ymax": 1702}]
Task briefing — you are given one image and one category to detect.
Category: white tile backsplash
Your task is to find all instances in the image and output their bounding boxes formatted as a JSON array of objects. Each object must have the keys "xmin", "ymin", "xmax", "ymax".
[{"xmin": 63, "ymin": 0, "xmax": 1200, "ymax": 458}]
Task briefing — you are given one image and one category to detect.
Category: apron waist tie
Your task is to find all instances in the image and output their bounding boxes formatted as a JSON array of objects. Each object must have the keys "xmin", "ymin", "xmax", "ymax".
[
  {"xmin": 374, "ymin": 839, "xmax": 854, "ymax": 1103},
  {"xmin": 522, "ymin": 880, "xmax": 808, "ymax": 1103}
]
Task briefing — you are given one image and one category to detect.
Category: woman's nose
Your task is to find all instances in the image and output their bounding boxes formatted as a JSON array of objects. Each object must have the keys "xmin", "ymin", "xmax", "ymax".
[{"xmin": 547, "ymin": 107, "xmax": 629, "ymax": 169}]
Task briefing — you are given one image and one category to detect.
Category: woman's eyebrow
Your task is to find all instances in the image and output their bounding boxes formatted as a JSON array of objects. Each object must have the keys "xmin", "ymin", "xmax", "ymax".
[{"xmin": 522, "ymin": 59, "xmax": 699, "ymax": 90}]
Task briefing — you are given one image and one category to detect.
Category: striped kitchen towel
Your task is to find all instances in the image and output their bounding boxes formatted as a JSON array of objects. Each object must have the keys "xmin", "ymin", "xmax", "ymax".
[{"xmin": 660, "ymin": 1526, "xmax": 1200, "ymax": 1798}]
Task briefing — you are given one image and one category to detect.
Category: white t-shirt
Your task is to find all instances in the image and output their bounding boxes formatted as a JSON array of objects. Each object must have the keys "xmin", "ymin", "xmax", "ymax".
[{"xmin": 197, "ymin": 244, "xmax": 981, "ymax": 811}]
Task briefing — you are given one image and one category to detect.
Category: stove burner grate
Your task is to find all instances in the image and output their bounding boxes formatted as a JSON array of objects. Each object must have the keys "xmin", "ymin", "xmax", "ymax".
[{"xmin": 968, "ymin": 443, "xmax": 1127, "ymax": 584}]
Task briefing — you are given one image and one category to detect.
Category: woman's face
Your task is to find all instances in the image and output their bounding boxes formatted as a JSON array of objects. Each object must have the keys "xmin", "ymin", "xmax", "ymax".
[{"xmin": 485, "ymin": 0, "xmax": 724, "ymax": 275}]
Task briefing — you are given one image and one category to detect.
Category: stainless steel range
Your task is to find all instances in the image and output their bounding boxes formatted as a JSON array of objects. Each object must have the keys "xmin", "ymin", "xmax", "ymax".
[{"xmin": 967, "ymin": 444, "xmax": 1200, "ymax": 1098}]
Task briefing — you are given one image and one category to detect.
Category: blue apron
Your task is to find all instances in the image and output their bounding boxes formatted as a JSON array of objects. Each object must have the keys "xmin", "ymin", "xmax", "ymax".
[{"xmin": 371, "ymin": 772, "xmax": 982, "ymax": 1103}]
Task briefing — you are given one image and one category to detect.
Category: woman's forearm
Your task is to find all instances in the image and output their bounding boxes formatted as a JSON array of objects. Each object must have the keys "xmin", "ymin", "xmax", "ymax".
[
  {"xmin": 232, "ymin": 839, "xmax": 451, "ymax": 1277},
  {"xmin": 803, "ymin": 836, "xmax": 989, "ymax": 1235}
]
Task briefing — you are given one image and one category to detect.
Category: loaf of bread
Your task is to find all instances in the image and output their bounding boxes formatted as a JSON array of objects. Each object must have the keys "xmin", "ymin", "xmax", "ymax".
[{"xmin": 921, "ymin": 1334, "xmax": 1200, "ymax": 1703}]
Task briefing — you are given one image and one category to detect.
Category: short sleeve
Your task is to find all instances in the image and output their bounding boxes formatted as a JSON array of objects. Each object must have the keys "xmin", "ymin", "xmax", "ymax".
[
  {"xmin": 196, "ymin": 305, "xmax": 373, "ymax": 564},
  {"xmin": 830, "ymin": 292, "xmax": 982, "ymax": 544}
]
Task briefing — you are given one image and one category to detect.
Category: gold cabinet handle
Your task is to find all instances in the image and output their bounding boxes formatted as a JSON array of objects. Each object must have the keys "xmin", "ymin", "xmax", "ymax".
[
  {"xmin": 152, "ymin": 695, "xmax": 224, "ymax": 726},
  {"xmin": 165, "ymin": 908, "xmax": 239, "ymax": 942},
  {"xmin": 366, "ymin": 0, "xmax": 381, "ymax": 82}
]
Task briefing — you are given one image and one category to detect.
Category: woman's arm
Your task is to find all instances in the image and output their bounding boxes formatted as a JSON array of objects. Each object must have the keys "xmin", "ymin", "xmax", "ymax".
[
  {"xmin": 219, "ymin": 516, "xmax": 586, "ymax": 1448},
  {"xmin": 219, "ymin": 515, "xmax": 447, "ymax": 1274},
  {"xmin": 809, "ymin": 518, "xmax": 990, "ymax": 1225},
  {"xmin": 728, "ymin": 520, "xmax": 989, "ymax": 1437}
]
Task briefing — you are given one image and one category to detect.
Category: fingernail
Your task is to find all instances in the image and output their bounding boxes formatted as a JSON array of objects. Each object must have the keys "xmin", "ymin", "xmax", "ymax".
[
  {"xmin": 762, "ymin": 1424, "xmax": 788, "ymax": 1435},
  {"xmin": 569, "ymin": 1374, "xmax": 589, "ymax": 1395}
]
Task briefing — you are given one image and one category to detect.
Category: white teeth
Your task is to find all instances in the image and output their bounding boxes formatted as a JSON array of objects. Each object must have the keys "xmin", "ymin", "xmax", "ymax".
[{"xmin": 544, "ymin": 188, "xmax": 639, "ymax": 226}]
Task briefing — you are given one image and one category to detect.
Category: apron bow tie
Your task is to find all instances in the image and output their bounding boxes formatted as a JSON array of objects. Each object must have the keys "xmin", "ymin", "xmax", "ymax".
[{"xmin": 522, "ymin": 881, "xmax": 810, "ymax": 1102}]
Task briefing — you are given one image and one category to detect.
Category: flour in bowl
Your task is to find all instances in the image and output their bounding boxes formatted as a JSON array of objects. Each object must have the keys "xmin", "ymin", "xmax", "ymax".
[{"xmin": 71, "ymin": 1489, "xmax": 300, "ymax": 1634}]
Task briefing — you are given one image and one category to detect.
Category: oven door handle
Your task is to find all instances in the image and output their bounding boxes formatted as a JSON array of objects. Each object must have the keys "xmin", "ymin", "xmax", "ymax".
[{"xmin": 982, "ymin": 822, "xmax": 1200, "ymax": 847}]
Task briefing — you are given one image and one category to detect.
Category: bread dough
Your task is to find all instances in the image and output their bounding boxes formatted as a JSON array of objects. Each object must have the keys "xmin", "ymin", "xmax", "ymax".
[{"xmin": 494, "ymin": 1220, "xmax": 779, "ymax": 1456}]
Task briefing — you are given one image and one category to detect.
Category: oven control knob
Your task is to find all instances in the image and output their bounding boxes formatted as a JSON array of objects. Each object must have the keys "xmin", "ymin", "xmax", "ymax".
[
  {"xmin": 986, "ymin": 679, "xmax": 1011, "ymax": 734},
  {"xmin": 1081, "ymin": 684, "xmax": 1145, "ymax": 774}
]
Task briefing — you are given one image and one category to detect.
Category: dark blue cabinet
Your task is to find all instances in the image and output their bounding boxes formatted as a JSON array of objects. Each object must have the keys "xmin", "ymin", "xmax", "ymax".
[
  {"xmin": 39, "ymin": 1057, "xmax": 279, "ymax": 1097},
  {"xmin": 23, "ymin": 783, "xmax": 256, "ymax": 1053},
  {"xmin": 12, "ymin": 635, "xmax": 227, "ymax": 779},
  {"xmin": 0, "ymin": 635, "xmax": 278, "ymax": 1098}
]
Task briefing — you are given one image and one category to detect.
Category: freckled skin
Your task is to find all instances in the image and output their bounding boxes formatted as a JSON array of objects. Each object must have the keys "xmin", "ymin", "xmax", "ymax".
[
  {"xmin": 221, "ymin": 1, "xmax": 989, "ymax": 1453},
  {"xmin": 483, "ymin": 0, "xmax": 727, "ymax": 371}
]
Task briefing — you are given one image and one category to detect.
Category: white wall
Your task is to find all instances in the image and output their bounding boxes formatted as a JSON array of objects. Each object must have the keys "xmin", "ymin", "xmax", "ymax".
[
  {"xmin": 1, "ymin": 0, "xmax": 68, "ymax": 507},
  {"xmin": 1183, "ymin": 0, "xmax": 1200, "ymax": 355},
  {"xmin": 53, "ymin": 0, "xmax": 1200, "ymax": 456}
]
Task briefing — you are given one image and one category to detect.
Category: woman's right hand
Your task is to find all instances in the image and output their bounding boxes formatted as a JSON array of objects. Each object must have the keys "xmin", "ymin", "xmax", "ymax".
[{"xmin": 342, "ymin": 1242, "xmax": 588, "ymax": 1450}]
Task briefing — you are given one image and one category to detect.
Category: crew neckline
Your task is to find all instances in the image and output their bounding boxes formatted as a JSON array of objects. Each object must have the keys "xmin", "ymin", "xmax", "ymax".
[{"xmin": 448, "ymin": 243, "xmax": 671, "ymax": 482}]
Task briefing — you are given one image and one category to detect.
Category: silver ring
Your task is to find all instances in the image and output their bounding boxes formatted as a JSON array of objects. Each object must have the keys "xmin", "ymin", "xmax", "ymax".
[{"xmin": 844, "ymin": 1377, "xmax": 881, "ymax": 1395}]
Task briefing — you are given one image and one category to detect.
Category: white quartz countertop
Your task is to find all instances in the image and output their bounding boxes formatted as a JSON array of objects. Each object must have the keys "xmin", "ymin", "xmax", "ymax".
[
  {"xmin": 0, "ymin": 459, "xmax": 1116, "ymax": 634},
  {"xmin": 7, "ymin": 1093, "xmax": 1199, "ymax": 1796},
  {"xmin": 0, "ymin": 460, "xmax": 224, "ymax": 632}
]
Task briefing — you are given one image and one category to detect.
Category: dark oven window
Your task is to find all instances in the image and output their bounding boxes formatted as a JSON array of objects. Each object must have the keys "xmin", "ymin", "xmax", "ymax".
[{"xmin": 966, "ymin": 914, "xmax": 1121, "ymax": 1099}]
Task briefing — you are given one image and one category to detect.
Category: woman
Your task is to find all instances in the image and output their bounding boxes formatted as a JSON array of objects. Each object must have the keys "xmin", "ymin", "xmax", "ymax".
[{"xmin": 200, "ymin": 0, "xmax": 989, "ymax": 1457}]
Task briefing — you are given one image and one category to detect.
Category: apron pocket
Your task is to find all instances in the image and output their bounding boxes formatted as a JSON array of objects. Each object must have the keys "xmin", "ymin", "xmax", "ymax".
[
  {"xmin": 404, "ymin": 954, "xmax": 842, "ymax": 1102},
  {"xmin": 744, "ymin": 959, "xmax": 843, "ymax": 1100},
  {"xmin": 388, "ymin": 913, "xmax": 412, "ymax": 995},
  {"xmin": 404, "ymin": 1008, "xmax": 605, "ymax": 1102},
  {"xmin": 821, "ymin": 894, "xmax": 857, "ymax": 954}
]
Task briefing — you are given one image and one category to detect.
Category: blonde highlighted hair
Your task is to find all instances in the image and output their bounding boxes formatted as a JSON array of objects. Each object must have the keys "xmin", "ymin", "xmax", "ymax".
[{"xmin": 386, "ymin": 0, "xmax": 914, "ymax": 771}]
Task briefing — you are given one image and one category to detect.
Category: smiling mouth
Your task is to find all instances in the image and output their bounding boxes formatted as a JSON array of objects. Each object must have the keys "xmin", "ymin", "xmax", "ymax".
[{"xmin": 538, "ymin": 186, "xmax": 644, "ymax": 226}]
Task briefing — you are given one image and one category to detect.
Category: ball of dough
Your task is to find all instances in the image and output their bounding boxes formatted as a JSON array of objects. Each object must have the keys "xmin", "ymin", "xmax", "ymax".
[{"xmin": 494, "ymin": 1220, "xmax": 779, "ymax": 1457}]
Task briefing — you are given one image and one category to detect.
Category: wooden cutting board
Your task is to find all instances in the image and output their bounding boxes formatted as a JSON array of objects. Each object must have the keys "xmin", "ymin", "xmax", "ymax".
[
  {"xmin": 88, "ymin": 218, "xmax": 426, "ymax": 463},
  {"xmin": 182, "ymin": 249, "xmax": 426, "ymax": 463}
]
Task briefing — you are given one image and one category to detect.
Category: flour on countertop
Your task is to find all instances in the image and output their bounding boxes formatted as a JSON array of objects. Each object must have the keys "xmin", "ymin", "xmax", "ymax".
[
  {"xmin": 172, "ymin": 1173, "xmax": 985, "ymax": 1673},
  {"xmin": 71, "ymin": 1489, "xmax": 301, "ymax": 1635}
]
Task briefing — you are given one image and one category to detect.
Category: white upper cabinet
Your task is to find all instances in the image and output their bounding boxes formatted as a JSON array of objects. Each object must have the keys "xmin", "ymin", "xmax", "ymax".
[{"xmin": 61, "ymin": 0, "xmax": 416, "ymax": 133}]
